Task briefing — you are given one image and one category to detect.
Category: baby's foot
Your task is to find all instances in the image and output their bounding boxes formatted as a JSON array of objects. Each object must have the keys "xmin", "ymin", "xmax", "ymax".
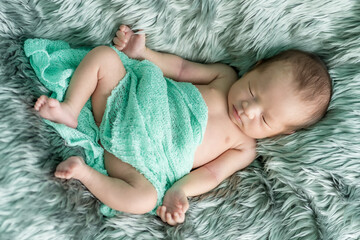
[
  {"xmin": 55, "ymin": 156, "xmax": 86, "ymax": 180},
  {"xmin": 34, "ymin": 95, "xmax": 78, "ymax": 128}
]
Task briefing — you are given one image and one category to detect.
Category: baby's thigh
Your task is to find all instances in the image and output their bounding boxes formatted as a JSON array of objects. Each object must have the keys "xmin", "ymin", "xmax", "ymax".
[
  {"xmin": 92, "ymin": 46, "xmax": 126, "ymax": 95},
  {"xmin": 90, "ymin": 46, "xmax": 126, "ymax": 124},
  {"xmin": 103, "ymin": 150, "xmax": 157, "ymax": 213},
  {"xmin": 104, "ymin": 150, "xmax": 156, "ymax": 194}
]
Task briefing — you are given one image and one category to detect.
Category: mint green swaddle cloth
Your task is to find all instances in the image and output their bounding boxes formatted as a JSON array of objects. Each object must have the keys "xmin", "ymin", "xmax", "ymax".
[{"xmin": 24, "ymin": 39, "xmax": 208, "ymax": 216}]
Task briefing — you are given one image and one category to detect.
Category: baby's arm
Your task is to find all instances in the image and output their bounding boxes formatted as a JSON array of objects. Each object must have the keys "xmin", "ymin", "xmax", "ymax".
[
  {"xmin": 113, "ymin": 25, "xmax": 237, "ymax": 85},
  {"xmin": 157, "ymin": 146, "xmax": 256, "ymax": 225}
]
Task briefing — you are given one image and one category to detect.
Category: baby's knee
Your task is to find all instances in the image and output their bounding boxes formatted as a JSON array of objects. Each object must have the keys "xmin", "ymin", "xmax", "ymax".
[
  {"xmin": 91, "ymin": 45, "xmax": 115, "ymax": 55},
  {"xmin": 90, "ymin": 46, "xmax": 122, "ymax": 65},
  {"xmin": 90, "ymin": 46, "xmax": 126, "ymax": 81},
  {"xmin": 130, "ymin": 185, "xmax": 158, "ymax": 214}
]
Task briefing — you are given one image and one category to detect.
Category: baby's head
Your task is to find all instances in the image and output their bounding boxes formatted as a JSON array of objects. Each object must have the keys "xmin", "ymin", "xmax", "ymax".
[{"xmin": 228, "ymin": 49, "xmax": 332, "ymax": 139}]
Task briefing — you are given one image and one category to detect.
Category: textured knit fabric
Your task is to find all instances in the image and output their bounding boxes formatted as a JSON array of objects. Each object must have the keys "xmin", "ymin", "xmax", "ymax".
[
  {"xmin": 100, "ymin": 46, "xmax": 208, "ymax": 213},
  {"xmin": 24, "ymin": 39, "xmax": 107, "ymax": 176},
  {"xmin": 24, "ymin": 38, "xmax": 208, "ymax": 215}
]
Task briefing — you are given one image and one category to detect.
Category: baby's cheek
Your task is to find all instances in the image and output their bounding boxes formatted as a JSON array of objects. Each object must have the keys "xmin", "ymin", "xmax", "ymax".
[{"xmin": 248, "ymin": 125, "xmax": 266, "ymax": 139}]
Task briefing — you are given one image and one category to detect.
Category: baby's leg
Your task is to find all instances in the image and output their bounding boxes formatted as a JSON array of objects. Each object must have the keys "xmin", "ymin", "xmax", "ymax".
[
  {"xmin": 34, "ymin": 46, "xmax": 126, "ymax": 128},
  {"xmin": 55, "ymin": 152, "xmax": 157, "ymax": 214}
]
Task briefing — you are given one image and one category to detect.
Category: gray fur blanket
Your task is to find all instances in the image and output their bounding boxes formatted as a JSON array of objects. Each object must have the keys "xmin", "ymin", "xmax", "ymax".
[{"xmin": 1, "ymin": 0, "xmax": 360, "ymax": 239}]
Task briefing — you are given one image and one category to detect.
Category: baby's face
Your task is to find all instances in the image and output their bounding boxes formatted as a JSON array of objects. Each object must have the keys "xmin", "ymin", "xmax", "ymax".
[{"xmin": 228, "ymin": 61, "xmax": 305, "ymax": 139}]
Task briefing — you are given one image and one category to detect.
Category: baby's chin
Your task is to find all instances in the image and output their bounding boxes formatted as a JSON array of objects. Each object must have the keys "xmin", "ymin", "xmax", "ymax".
[{"xmin": 242, "ymin": 128, "xmax": 270, "ymax": 140}]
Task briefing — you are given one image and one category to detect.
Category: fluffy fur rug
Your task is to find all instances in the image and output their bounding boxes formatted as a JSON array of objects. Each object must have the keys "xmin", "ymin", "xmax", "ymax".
[{"xmin": 1, "ymin": 0, "xmax": 360, "ymax": 239}]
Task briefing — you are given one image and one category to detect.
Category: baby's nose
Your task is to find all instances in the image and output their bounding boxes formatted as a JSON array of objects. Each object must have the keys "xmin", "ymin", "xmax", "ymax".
[{"xmin": 242, "ymin": 101, "xmax": 261, "ymax": 120}]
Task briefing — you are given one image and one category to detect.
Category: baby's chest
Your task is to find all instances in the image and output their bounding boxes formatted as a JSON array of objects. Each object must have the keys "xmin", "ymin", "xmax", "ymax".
[
  {"xmin": 200, "ymin": 88, "xmax": 241, "ymax": 146},
  {"xmin": 193, "ymin": 114, "xmax": 244, "ymax": 168},
  {"xmin": 205, "ymin": 113, "xmax": 243, "ymax": 147}
]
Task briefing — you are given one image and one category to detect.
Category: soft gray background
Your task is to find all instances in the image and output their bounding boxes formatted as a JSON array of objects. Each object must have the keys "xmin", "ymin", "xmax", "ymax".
[{"xmin": 1, "ymin": 0, "xmax": 360, "ymax": 239}]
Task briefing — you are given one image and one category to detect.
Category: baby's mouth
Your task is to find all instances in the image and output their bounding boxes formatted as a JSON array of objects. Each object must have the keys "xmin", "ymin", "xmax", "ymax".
[{"xmin": 233, "ymin": 105, "xmax": 243, "ymax": 127}]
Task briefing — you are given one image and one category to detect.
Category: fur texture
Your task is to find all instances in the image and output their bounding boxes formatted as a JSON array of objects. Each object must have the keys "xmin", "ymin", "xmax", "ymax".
[{"xmin": 1, "ymin": 0, "xmax": 360, "ymax": 239}]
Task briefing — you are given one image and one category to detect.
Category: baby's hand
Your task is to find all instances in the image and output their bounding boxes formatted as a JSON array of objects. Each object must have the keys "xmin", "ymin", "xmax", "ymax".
[
  {"xmin": 156, "ymin": 186, "xmax": 189, "ymax": 226},
  {"xmin": 113, "ymin": 25, "xmax": 146, "ymax": 59}
]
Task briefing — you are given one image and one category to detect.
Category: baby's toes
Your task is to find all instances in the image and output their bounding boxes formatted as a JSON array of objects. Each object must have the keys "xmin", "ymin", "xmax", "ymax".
[
  {"xmin": 34, "ymin": 95, "xmax": 48, "ymax": 110},
  {"xmin": 38, "ymin": 95, "xmax": 48, "ymax": 101},
  {"xmin": 34, "ymin": 101, "xmax": 41, "ymax": 111},
  {"xmin": 54, "ymin": 169, "xmax": 68, "ymax": 179},
  {"xmin": 55, "ymin": 164, "xmax": 76, "ymax": 179}
]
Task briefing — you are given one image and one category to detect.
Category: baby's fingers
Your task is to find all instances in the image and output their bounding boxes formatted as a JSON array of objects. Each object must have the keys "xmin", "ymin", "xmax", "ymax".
[
  {"xmin": 113, "ymin": 34, "xmax": 127, "ymax": 51},
  {"xmin": 157, "ymin": 206, "xmax": 167, "ymax": 223},
  {"xmin": 115, "ymin": 31, "xmax": 132, "ymax": 50},
  {"xmin": 119, "ymin": 24, "xmax": 131, "ymax": 33},
  {"xmin": 118, "ymin": 25, "xmax": 134, "ymax": 42},
  {"xmin": 116, "ymin": 30, "xmax": 126, "ymax": 40},
  {"xmin": 113, "ymin": 37, "xmax": 123, "ymax": 49},
  {"xmin": 173, "ymin": 212, "xmax": 185, "ymax": 224},
  {"xmin": 176, "ymin": 198, "xmax": 189, "ymax": 213},
  {"xmin": 182, "ymin": 200, "xmax": 189, "ymax": 213},
  {"xmin": 166, "ymin": 213, "xmax": 178, "ymax": 226},
  {"xmin": 115, "ymin": 31, "xmax": 127, "ymax": 45}
]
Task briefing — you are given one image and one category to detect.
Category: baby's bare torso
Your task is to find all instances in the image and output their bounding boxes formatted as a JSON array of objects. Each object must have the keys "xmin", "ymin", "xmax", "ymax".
[{"xmin": 192, "ymin": 85, "xmax": 255, "ymax": 169}]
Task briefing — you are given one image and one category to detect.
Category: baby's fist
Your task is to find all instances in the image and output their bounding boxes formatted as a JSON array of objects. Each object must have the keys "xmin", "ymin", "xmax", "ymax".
[
  {"xmin": 156, "ymin": 205, "xmax": 186, "ymax": 226},
  {"xmin": 113, "ymin": 25, "xmax": 146, "ymax": 59},
  {"xmin": 156, "ymin": 186, "xmax": 189, "ymax": 225}
]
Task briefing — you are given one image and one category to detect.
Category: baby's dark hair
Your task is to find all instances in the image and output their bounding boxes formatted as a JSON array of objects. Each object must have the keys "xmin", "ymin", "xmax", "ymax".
[{"xmin": 259, "ymin": 49, "xmax": 332, "ymax": 131}]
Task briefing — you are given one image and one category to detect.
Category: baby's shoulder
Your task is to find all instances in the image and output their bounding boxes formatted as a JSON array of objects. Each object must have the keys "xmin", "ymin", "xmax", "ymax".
[
  {"xmin": 208, "ymin": 65, "xmax": 238, "ymax": 92},
  {"xmin": 234, "ymin": 134, "xmax": 256, "ymax": 153}
]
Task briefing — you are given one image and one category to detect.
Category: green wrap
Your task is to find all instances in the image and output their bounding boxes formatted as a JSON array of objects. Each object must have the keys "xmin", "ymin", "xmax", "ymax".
[{"xmin": 24, "ymin": 39, "xmax": 208, "ymax": 215}]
